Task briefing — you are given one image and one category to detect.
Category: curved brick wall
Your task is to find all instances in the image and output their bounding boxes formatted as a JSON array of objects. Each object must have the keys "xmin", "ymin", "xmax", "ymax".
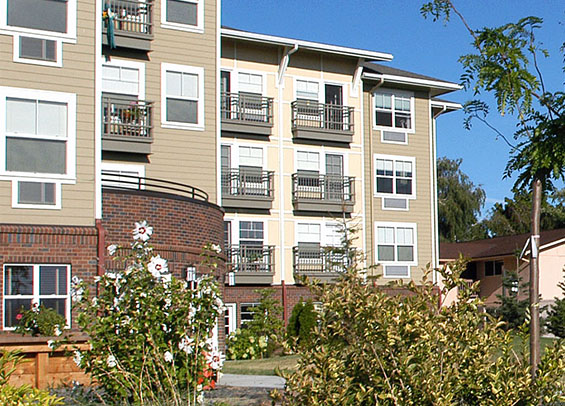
[{"xmin": 102, "ymin": 188, "xmax": 225, "ymax": 276}]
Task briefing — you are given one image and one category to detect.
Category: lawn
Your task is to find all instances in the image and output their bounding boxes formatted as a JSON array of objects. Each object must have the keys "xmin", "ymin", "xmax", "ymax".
[{"xmin": 222, "ymin": 355, "xmax": 300, "ymax": 376}]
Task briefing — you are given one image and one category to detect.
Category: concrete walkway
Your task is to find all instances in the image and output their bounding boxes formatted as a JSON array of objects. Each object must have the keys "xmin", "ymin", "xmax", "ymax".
[{"xmin": 218, "ymin": 373, "xmax": 286, "ymax": 389}]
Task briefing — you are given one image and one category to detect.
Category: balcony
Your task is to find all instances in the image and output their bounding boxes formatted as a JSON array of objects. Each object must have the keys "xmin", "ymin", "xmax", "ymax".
[
  {"xmin": 102, "ymin": 97, "xmax": 154, "ymax": 154},
  {"xmin": 291, "ymin": 100, "xmax": 354, "ymax": 143},
  {"xmin": 225, "ymin": 244, "xmax": 275, "ymax": 284},
  {"xmin": 293, "ymin": 246, "xmax": 350, "ymax": 283},
  {"xmin": 102, "ymin": 0, "xmax": 154, "ymax": 51},
  {"xmin": 221, "ymin": 168, "xmax": 274, "ymax": 210},
  {"xmin": 291, "ymin": 174, "xmax": 355, "ymax": 213},
  {"xmin": 221, "ymin": 93, "xmax": 274, "ymax": 137}
]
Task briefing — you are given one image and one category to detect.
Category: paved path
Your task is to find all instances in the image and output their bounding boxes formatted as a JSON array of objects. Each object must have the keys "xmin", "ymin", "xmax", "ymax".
[{"xmin": 218, "ymin": 373, "xmax": 286, "ymax": 389}]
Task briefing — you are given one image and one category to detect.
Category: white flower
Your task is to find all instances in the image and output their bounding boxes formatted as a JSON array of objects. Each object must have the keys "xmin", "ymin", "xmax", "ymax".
[
  {"xmin": 148, "ymin": 255, "xmax": 168, "ymax": 278},
  {"xmin": 211, "ymin": 243, "xmax": 222, "ymax": 254},
  {"xmin": 71, "ymin": 276, "xmax": 84, "ymax": 303},
  {"xmin": 47, "ymin": 340, "xmax": 55, "ymax": 350},
  {"xmin": 54, "ymin": 326, "xmax": 62, "ymax": 337},
  {"xmin": 94, "ymin": 276, "xmax": 101, "ymax": 283},
  {"xmin": 107, "ymin": 244, "xmax": 118, "ymax": 256},
  {"xmin": 188, "ymin": 305, "xmax": 197, "ymax": 322},
  {"xmin": 164, "ymin": 297, "xmax": 172, "ymax": 308},
  {"xmin": 73, "ymin": 350, "xmax": 82, "ymax": 367},
  {"xmin": 206, "ymin": 349, "xmax": 223, "ymax": 371},
  {"xmin": 164, "ymin": 351, "xmax": 173, "ymax": 363},
  {"xmin": 107, "ymin": 355, "xmax": 117, "ymax": 368},
  {"xmin": 178, "ymin": 336, "xmax": 194, "ymax": 354},
  {"xmin": 133, "ymin": 221, "xmax": 153, "ymax": 242},
  {"xmin": 162, "ymin": 324, "xmax": 171, "ymax": 333},
  {"xmin": 196, "ymin": 393, "xmax": 204, "ymax": 404}
]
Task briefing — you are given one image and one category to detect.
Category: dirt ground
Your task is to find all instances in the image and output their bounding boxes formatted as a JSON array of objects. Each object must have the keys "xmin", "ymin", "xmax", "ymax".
[{"xmin": 203, "ymin": 386, "xmax": 278, "ymax": 406}]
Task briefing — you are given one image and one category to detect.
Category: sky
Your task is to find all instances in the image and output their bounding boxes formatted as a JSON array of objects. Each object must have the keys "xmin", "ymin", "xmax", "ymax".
[{"xmin": 222, "ymin": 0, "xmax": 565, "ymax": 216}]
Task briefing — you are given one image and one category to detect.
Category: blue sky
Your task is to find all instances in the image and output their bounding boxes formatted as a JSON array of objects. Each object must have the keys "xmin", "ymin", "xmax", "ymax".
[{"xmin": 222, "ymin": 0, "xmax": 565, "ymax": 215}]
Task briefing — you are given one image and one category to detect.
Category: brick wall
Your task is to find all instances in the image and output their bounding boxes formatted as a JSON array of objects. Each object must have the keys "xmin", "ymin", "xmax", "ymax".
[{"xmin": 0, "ymin": 225, "xmax": 99, "ymax": 330}]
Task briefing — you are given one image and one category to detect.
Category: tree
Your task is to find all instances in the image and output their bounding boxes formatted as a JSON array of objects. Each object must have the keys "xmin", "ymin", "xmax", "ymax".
[
  {"xmin": 546, "ymin": 273, "xmax": 565, "ymax": 338},
  {"xmin": 278, "ymin": 262, "xmax": 565, "ymax": 405},
  {"xmin": 421, "ymin": 0, "xmax": 565, "ymax": 375},
  {"xmin": 437, "ymin": 157, "xmax": 486, "ymax": 242},
  {"xmin": 488, "ymin": 270, "xmax": 529, "ymax": 331}
]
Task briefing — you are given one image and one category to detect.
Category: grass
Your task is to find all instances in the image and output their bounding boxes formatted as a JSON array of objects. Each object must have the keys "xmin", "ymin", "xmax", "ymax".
[{"xmin": 222, "ymin": 354, "xmax": 300, "ymax": 376}]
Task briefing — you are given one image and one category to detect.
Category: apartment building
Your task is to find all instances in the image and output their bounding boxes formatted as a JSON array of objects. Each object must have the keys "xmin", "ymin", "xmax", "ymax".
[
  {"xmin": 219, "ymin": 29, "xmax": 460, "ymax": 332},
  {"xmin": 0, "ymin": 0, "xmax": 225, "ymax": 334}
]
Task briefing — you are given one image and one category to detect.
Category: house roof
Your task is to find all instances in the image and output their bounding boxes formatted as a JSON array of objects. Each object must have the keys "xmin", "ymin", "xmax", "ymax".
[
  {"xmin": 440, "ymin": 228, "xmax": 565, "ymax": 260},
  {"xmin": 362, "ymin": 63, "xmax": 461, "ymax": 96}
]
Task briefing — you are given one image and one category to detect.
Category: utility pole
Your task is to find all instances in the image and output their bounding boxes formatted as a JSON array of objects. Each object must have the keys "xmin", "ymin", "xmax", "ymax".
[{"xmin": 529, "ymin": 178, "xmax": 542, "ymax": 377}]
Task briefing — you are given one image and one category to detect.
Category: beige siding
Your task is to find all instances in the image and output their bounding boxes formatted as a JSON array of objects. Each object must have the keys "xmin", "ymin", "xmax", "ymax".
[
  {"xmin": 0, "ymin": 0, "xmax": 95, "ymax": 226},
  {"xmin": 363, "ymin": 86, "xmax": 435, "ymax": 283}
]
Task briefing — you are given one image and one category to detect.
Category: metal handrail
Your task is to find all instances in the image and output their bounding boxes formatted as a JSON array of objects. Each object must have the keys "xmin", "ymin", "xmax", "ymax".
[
  {"xmin": 292, "ymin": 246, "xmax": 350, "ymax": 273},
  {"xmin": 101, "ymin": 171, "xmax": 208, "ymax": 201},
  {"xmin": 221, "ymin": 168, "xmax": 274, "ymax": 198},
  {"xmin": 221, "ymin": 92, "xmax": 274, "ymax": 124},
  {"xmin": 225, "ymin": 244, "xmax": 275, "ymax": 273},
  {"xmin": 291, "ymin": 174, "xmax": 355, "ymax": 203},
  {"xmin": 102, "ymin": 97, "xmax": 153, "ymax": 140},
  {"xmin": 291, "ymin": 100, "xmax": 354, "ymax": 132},
  {"xmin": 104, "ymin": 0, "xmax": 153, "ymax": 36}
]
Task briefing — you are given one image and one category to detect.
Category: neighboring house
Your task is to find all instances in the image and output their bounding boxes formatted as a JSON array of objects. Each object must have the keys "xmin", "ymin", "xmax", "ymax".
[
  {"xmin": 0, "ymin": 0, "xmax": 225, "ymax": 341},
  {"xmin": 219, "ymin": 28, "xmax": 460, "ymax": 334},
  {"xmin": 440, "ymin": 229, "xmax": 565, "ymax": 308}
]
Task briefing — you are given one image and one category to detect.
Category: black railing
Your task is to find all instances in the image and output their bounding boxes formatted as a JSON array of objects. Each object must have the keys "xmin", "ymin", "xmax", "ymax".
[
  {"xmin": 102, "ymin": 97, "xmax": 153, "ymax": 140},
  {"xmin": 101, "ymin": 171, "xmax": 208, "ymax": 201},
  {"xmin": 291, "ymin": 100, "xmax": 354, "ymax": 132},
  {"xmin": 293, "ymin": 246, "xmax": 350, "ymax": 274},
  {"xmin": 221, "ymin": 168, "xmax": 274, "ymax": 199},
  {"xmin": 104, "ymin": 0, "xmax": 153, "ymax": 36},
  {"xmin": 292, "ymin": 174, "xmax": 355, "ymax": 203},
  {"xmin": 221, "ymin": 92, "xmax": 274, "ymax": 124},
  {"xmin": 225, "ymin": 245, "xmax": 275, "ymax": 273}
]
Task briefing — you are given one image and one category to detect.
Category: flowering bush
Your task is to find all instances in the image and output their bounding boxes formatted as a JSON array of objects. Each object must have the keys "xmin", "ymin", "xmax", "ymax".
[
  {"xmin": 14, "ymin": 304, "xmax": 65, "ymax": 337},
  {"xmin": 73, "ymin": 221, "xmax": 224, "ymax": 405}
]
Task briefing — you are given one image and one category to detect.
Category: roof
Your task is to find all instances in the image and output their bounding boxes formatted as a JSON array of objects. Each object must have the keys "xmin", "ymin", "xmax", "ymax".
[
  {"xmin": 440, "ymin": 228, "xmax": 565, "ymax": 260},
  {"xmin": 362, "ymin": 63, "xmax": 461, "ymax": 96},
  {"xmin": 221, "ymin": 27, "xmax": 393, "ymax": 62}
]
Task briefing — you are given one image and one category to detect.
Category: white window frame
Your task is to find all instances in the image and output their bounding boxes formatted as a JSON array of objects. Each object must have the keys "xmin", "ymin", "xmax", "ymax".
[
  {"xmin": 161, "ymin": 0, "xmax": 204, "ymax": 34},
  {"xmin": 374, "ymin": 222, "xmax": 418, "ymax": 278},
  {"xmin": 102, "ymin": 59, "xmax": 146, "ymax": 99},
  {"xmin": 294, "ymin": 221, "xmax": 342, "ymax": 247},
  {"xmin": 294, "ymin": 78, "xmax": 321, "ymax": 102},
  {"xmin": 100, "ymin": 162, "xmax": 145, "ymax": 189},
  {"xmin": 294, "ymin": 149, "xmax": 348, "ymax": 175},
  {"xmin": 225, "ymin": 217, "xmax": 268, "ymax": 246},
  {"xmin": 3, "ymin": 263, "xmax": 71, "ymax": 330},
  {"xmin": 222, "ymin": 142, "xmax": 267, "ymax": 169},
  {"xmin": 0, "ymin": 0, "xmax": 77, "ymax": 42},
  {"xmin": 235, "ymin": 71, "xmax": 265, "ymax": 96},
  {"xmin": 161, "ymin": 63, "xmax": 205, "ymax": 131},
  {"xmin": 224, "ymin": 303, "xmax": 237, "ymax": 336},
  {"xmin": 240, "ymin": 302, "xmax": 259, "ymax": 326},
  {"xmin": 11, "ymin": 178, "xmax": 61, "ymax": 209},
  {"xmin": 0, "ymin": 86, "xmax": 77, "ymax": 182},
  {"xmin": 373, "ymin": 154, "xmax": 416, "ymax": 199},
  {"xmin": 372, "ymin": 89, "xmax": 415, "ymax": 133},
  {"xmin": 12, "ymin": 33, "xmax": 62, "ymax": 68}
]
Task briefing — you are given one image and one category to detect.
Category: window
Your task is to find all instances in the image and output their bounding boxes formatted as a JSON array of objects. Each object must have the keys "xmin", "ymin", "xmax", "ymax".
[
  {"xmin": 12, "ymin": 179, "xmax": 61, "ymax": 208},
  {"xmin": 3, "ymin": 264, "xmax": 70, "ymax": 329},
  {"xmin": 13, "ymin": 34, "xmax": 62, "ymax": 67},
  {"xmin": 297, "ymin": 223, "xmax": 321, "ymax": 244},
  {"xmin": 296, "ymin": 80, "xmax": 319, "ymax": 101},
  {"xmin": 240, "ymin": 303, "xmax": 259, "ymax": 326},
  {"xmin": 297, "ymin": 151, "xmax": 320, "ymax": 172},
  {"xmin": 224, "ymin": 303, "xmax": 236, "ymax": 336},
  {"xmin": 375, "ymin": 223, "xmax": 417, "ymax": 278},
  {"xmin": 238, "ymin": 73, "xmax": 262, "ymax": 95},
  {"xmin": 161, "ymin": 63, "xmax": 204, "ymax": 130},
  {"xmin": 239, "ymin": 146, "xmax": 263, "ymax": 168},
  {"xmin": 1, "ymin": 87, "xmax": 76, "ymax": 180},
  {"xmin": 373, "ymin": 91, "xmax": 413, "ymax": 131},
  {"xmin": 374, "ymin": 155, "xmax": 415, "ymax": 198},
  {"xmin": 101, "ymin": 163, "xmax": 145, "ymax": 189},
  {"xmin": 239, "ymin": 221, "xmax": 263, "ymax": 246},
  {"xmin": 485, "ymin": 260, "xmax": 503, "ymax": 276},
  {"xmin": 102, "ymin": 61, "xmax": 145, "ymax": 97},
  {"xmin": 162, "ymin": 0, "xmax": 203, "ymax": 32},
  {"xmin": 2, "ymin": 0, "xmax": 77, "ymax": 40}
]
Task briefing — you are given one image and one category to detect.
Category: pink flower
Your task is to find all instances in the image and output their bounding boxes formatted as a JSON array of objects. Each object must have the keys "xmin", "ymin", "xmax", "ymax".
[{"xmin": 16, "ymin": 313, "xmax": 23, "ymax": 321}]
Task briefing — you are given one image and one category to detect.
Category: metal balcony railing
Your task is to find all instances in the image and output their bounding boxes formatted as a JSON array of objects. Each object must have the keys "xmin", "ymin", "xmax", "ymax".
[
  {"xmin": 102, "ymin": 97, "xmax": 153, "ymax": 140},
  {"xmin": 104, "ymin": 0, "xmax": 153, "ymax": 36},
  {"xmin": 101, "ymin": 171, "xmax": 208, "ymax": 201},
  {"xmin": 221, "ymin": 168, "xmax": 274, "ymax": 199},
  {"xmin": 291, "ymin": 100, "xmax": 354, "ymax": 132},
  {"xmin": 225, "ymin": 245, "xmax": 275, "ymax": 273},
  {"xmin": 293, "ymin": 246, "xmax": 350, "ymax": 274},
  {"xmin": 221, "ymin": 92, "xmax": 274, "ymax": 124},
  {"xmin": 292, "ymin": 174, "xmax": 355, "ymax": 203}
]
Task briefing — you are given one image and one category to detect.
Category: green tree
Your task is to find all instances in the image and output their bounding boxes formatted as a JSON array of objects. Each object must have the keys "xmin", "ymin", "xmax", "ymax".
[
  {"xmin": 421, "ymin": 0, "xmax": 565, "ymax": 374},
  {"xmin": 437, "ymin": 157, "xmax": 486, "ymax": 242},
  {"xmin": 287, "ymin": 299, "xmax": 317, "ymax": 348},
  {"xmin": 488, "ymin": 270, "xmax": 529, "ymax": 330},
  {"xmin": 546, "ymin": 273, "xmax": 565, "ymax": 338}
]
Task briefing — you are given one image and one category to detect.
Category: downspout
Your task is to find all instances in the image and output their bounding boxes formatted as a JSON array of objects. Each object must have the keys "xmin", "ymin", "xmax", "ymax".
[
  {"xmin": 95, "ymin": 0, "xmax": 104, "ymax": 294},
  {"xmin": 431, "ymin": 105, "xmax": 447, "ymax": 286},
  {"xmin": 278, "ymin": 44, "xmax": 298, "ymax": 325}
]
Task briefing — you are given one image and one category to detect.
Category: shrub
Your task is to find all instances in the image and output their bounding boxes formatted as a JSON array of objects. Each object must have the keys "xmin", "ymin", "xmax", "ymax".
[
  {"xmin": 279, "ymin": 260, "xmax": 565, "ymax": 405},
  {"xmin": 226, "ymin": 289, "xmax": 283, "ymax": 360},
  {"xmin": 546, "ymin": 273, "xmax": 565, "ymax": 338},
  {"xmin": 71, "ymin": 221, "xmax": 224, "ymax": 406},
  {"xmin": 488, "ymin": 270, "xmax": 529, "ymax": 330},
  {"xmin": 14, "ymin": 305, "xmax": 66, "ymax": 337},
  {"xmin": 286, "ymin": 299, "xmax": 317, "ymax": 348}
]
